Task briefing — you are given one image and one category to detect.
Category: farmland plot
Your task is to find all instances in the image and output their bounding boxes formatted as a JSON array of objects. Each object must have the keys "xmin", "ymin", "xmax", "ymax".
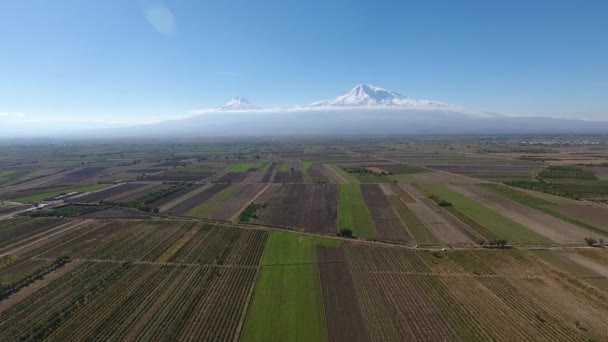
[
  {"xmin": 260, "ymin": 162, "xmax": 277, "ymax": 183},
  {"xmin": 242, "ymin": 231, "xmax": 340, "ymax": 342},
  {"xmin": 307, "ymin": 163, "xmax": 330, "ymax": 183},
  {"xmin": 144, "ymin": 169, "xmax": 215, "ymax": 181},
  {"xmin": 426, "ymin": 164, "xmax": 542, "ymax": 179},
  {"xmin": 451, "ymin": 184, "xmax": 591, "ymax": 244},
  {"xmin": 545, "ymin": 204, "xmax": 608, "ymax": 233},
  {"xmin": 82, "ymin": 220, "xmax": 196, "ymax": 261},
  {"xmin": 272, "ymin": 170, "xmax": 304, "ymax": 183},
  {"xmin": 216, "ymin": 172, "xmax": 249, "ymax": 183},
  {"xmin": 0, "ymin": 169, "xmax": 75, "ymax": 199},
  {"xmin": 418, "ymin": 183, "xmax": 551, "ymax": 245},
  {"xmin": 189, "ymin": 184, "xmax": 269, "ymax": 220},
  {"xmin": 0, "ymin": 262, "xmax": 259, "ymax": 341},
  {"xmin": 344, "ymin": 242, "xmax": 608, "ymax": 341},
  {"xmin": 106, "ymin": 183, "xmax": 171, "ymax": 203},
  {"xmin": 167, "ymin": 183, "xmax": 229, "ymax": 215},
  {"xmin": 0, "ymin": 218, "xmax": 65, "ymax": 253},
  {"xmin": 53, "ymin": 166, "xmax": 108, "ymax": 184},
  {"xmin": 169, "ymin": 224, "xmax": 269, "ymax": 266},
  {"xmin": 75, "ymin": 183, "xmax": 147, "ymax": 203},
  {"xmin": 146, "ymin": 184, "xmax": 204, "ymax": 208},
  {"xmin": 317, "ymin": 246, "xmax": 370, "ymax": 342},
  {"xmin": 360, "ymin": 184, "xmax": 412, "ymax": 243},
  {"xmin": 399, "ymin": 184, "xmax": 474, "ymax": 246},
  {"xmin": 255, "ymin": 184, "xmax": 338, "ymax": 233},
  {"xmin": 338, "ymin": 184, "xmax": 375, "ymax": 238},
  {"xmin": 185, "ymin": 184, "xmax": 248, "ymax": 218}
]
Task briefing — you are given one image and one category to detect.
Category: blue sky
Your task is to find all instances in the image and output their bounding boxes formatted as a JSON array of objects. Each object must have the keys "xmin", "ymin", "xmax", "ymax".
[{"xmin": 1, "ymin": 0, "xmax": 607, "ymax": 126}]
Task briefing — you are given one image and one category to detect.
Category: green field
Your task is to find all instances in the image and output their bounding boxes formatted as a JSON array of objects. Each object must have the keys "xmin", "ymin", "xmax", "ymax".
[
  {"xmin": 186, "ymin": 184, "xmax": 242, "ymax": 217},
  {"xmin": 482, "ymin": 183, "xmax": 608, "ymax": 237},
  {"xmin": 300, "ymin": 161, "xmax": 312, "ymax": 173},
  {"xmin": 338, "ymin": 184, "xmax": 376, "ymax": 238},
  {"xmin": 13, "ymin": 184, "xmax": 111, "ymax": 204},
  {"xmin": 259, "ymin": 162, "xmax": 272, "ymax": 172},
  {"xmin": 277, "ymin": 162, "xmax": 289, "ymax": 172},
  {"xmin": 418, "ymin": 184, "xmax": 551, "ymax": 244},
  {"xmin": 242, "ymin": 232, "xmax": 340, "ymax": 341}
]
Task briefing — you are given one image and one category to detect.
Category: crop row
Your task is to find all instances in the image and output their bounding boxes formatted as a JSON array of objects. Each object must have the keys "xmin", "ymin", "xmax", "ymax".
[
  {"xmin": 478, "ymin": 277, "xmax": 584, "ymax": 341},
  {"xmin": 0, "ymin": 218, "xmax": 64, "ymax": 251},
  {"xmin": 350, "ymin": 271, "xmax": 457, "ymax": 341},
  {"xmin": 0, "ymin": 262, "xmax": 133, "ymax": 340},
  {"xmin": 83, "ymin": 221, "xmax": 192, "ymax": 261},
  {"xmin": 19, "ymin": 220, "xmax": 113, "ymax": 259},
  {"xmin": 169, "ymin": 224, "xmax": 268, "ymax": 266},
  {"xmin": 0, "ymin": 256, "xmax": 69, "ymax": 300},
  {"xmin": 1, "ymin": 261, "xmax": 259, "ymax": 341}
]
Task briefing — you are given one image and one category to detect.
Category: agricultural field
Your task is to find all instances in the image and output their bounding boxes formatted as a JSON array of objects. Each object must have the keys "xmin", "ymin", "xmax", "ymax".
[
  {"xmin": 255, "ymin": 184, "xmax": 339, "ymax": 233},
  {"xmin": 12, "ymin": 184, "xmax": 111, "ymax": 204},
  {"xmin": 338, "ymin": 184, "xmax": 375, "ymax": 238},
  {"xmin": 418, "ymin": 183, "xmax": 552, "ymax": 245},
  {"xmin": 2, "ymin": 137, "xmax": 608, "ymax": 341},
  {"xmin": 360, "ymin": 184, "xmax": 412, "ymax": 243}
]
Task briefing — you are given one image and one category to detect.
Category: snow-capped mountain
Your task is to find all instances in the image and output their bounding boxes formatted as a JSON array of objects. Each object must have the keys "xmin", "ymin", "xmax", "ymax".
[
  {"xmin": 311, "ymin": 84, "xmax": 454, "ymax": 109},
  {"xmin": 217, "ymin": 96, "xmax": 261, "ymax": 111}
]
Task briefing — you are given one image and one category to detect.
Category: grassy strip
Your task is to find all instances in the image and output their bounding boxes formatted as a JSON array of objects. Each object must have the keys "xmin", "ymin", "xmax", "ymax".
[
  {"xmin": 186, "ymin": 184, "xmax": 243, "ymax": 217},
  {"xmin": 14, "ymin": 184, "xmax": 111, "ymax": 204},
  {"xmin": 418, "ymin": 184, "xmax": 551, "ymax": 245},
  {"xmin": 443, "ymin": 206, "xmax": 495, "ymax": 241},
  {"xmin": 338, "ymin": 184, "xmax": 376, "ymax": 238},
  {"xmin": 387, "ymin": 196, "xmax": 438, "ymax": 246},
  {"xmin": 301, "ymin": 161, "xmax": 313, "ymax": 183},
  {"xmin": 481, "ymin": 183, "xmax": 608, "ymax": 238},
  {"xmin": 227, "ymin": 162, "xmax": 265, "ymax": 173},
  {"xmin": 277, "ymin": 162, "xmax": 289, "ymax": 172},
  {"xmin": 259, "ymin": 162, "xmax": 272, "ymax": 172},
  {"xmin": 242, "ymin": 232, "xmax": 339, "ymax": 341},
  {"xmin": 261, "ymin": 230, "xmax": 341, "ymax": 265},
  {"xmin": 328, "ymin": 164, "xmax": 359, "ymax": 183},
  {"xmin": 300, "ymin": 161, "xmax": 312, "ymax": 172}
]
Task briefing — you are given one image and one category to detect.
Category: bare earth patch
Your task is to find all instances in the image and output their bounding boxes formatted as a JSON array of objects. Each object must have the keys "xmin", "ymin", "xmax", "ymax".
[{"xmin": 400, "ymin": 184, "xmax": 473, "ymax": 246}]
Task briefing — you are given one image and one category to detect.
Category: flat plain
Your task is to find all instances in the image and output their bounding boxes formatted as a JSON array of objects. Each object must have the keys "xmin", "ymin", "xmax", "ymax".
[{"xmin": 2, "ymin": 136, "xmax": 608, "ymax": 341}]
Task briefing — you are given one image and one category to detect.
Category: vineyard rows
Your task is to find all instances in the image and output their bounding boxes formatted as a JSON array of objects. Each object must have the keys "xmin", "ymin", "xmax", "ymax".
[
  {"xmin": 343, "ymin": 242, "xmax": 608, "ymax": 341},
  {"xmin": 169, "ymin": 224, "xmax": 268, "ymax": 266}
]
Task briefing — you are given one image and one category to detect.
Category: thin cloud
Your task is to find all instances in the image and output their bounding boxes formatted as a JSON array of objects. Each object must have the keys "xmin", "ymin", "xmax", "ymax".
[
  {"xmin": 0, "ymin": 112, "xmax": 26, "ymax": 118},
  {"xmin": 144, "ymin": 5, "xmax": 175, "ymax": 36}
]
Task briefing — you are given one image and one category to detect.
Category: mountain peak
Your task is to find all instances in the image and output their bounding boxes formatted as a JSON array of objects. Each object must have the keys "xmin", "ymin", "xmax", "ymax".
[
  {"xmin": 217, "ymin": 97, "xmax": 261, "ymax": 111},
  {"xmin": 310, "ymin": 84, "xmax": 454, "ymax": 109}
]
